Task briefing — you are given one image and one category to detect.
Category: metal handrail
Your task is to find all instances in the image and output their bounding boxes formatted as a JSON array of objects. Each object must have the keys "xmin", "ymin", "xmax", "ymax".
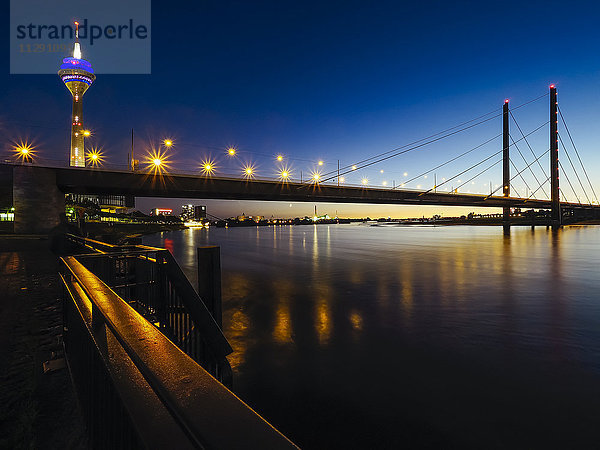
[
  {"xmin": 65, "ymin": 234, "xmax": 233, "ymax": 380},
  {"xmin": 61, "ymin": 256, "xmax": 297, "ymax": 449}
]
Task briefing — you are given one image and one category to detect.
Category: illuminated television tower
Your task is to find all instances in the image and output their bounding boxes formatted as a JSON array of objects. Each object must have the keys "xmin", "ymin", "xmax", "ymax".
[{"xmin": 58, "ymin": 22, "xmax": 95, "ymax": 167}]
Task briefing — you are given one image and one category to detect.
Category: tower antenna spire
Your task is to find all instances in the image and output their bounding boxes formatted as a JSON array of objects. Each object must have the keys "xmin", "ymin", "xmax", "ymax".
[{"xmin": 73, "ymin": 21, "xmax": 82, "ymax": 59}]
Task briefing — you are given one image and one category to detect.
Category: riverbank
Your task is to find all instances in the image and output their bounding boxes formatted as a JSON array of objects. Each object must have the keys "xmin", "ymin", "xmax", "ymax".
[
  {"xmin": 81, "ymin": 221, "xmax": 187, "ymax": 244},
  {"xmin": 0, "ymin": 237, "xmax": 87, "ymax": 449}
]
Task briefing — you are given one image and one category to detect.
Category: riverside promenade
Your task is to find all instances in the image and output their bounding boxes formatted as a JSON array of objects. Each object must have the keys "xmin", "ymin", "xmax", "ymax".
[{"xmin": 0, "ymin": 236, "xmax": 86, "ymax": 449}]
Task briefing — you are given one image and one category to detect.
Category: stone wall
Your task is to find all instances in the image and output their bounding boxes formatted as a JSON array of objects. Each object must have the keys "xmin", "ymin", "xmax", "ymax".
[{"xmin": 13, "ymin": 166, "xmax": 64, "ymax": 234}]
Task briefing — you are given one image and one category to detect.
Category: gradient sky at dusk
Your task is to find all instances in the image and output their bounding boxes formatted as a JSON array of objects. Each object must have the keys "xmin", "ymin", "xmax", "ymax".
[{"xmin": 2, "ymin": 1, "xmax": 600, "ymax": 218}]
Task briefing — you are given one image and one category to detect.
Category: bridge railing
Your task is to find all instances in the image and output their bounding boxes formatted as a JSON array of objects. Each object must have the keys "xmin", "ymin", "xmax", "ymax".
[
  {"xmin": 60, "ymin": 255, "xmax": 297, "ymax": 449},
  {"xmin": 65, "ymin": 234, "xmax": 233, "ymax": 385}
]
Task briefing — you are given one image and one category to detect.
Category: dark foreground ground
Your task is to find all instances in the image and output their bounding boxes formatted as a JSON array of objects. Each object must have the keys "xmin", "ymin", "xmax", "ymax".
[{"xmin": 0, "ymin": 237, "xmax": 86, "ymax": 449}]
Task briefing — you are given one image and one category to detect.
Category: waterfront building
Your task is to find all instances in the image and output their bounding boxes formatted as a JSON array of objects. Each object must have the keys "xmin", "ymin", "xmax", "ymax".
[
  {"xmin": 150, "ymin": 208, "xmax": 173, "ymax": 216},
  {"xmin": 58, "ymin": 22, "xmax": 95, "ymax": 167},
  {"xmin": 181, "ymin": 204, "xmax": 194, "ymax": 221},
  {"xmin": 194, "ymin": 205, "xmax": 207, "ymax": 221}
]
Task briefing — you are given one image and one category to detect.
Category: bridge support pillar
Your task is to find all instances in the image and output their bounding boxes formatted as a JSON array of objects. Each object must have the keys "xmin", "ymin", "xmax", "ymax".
[
  {"xmin": 13, "ymin": 166, "xmax": 64, "ymax": 234},
  {"xmin": 550, "ymin": 85, "xmax": 561, "ymax": 229},
  {"xmin": 502, "ymin": 99, "xmax": 510, "ymax": 232}
]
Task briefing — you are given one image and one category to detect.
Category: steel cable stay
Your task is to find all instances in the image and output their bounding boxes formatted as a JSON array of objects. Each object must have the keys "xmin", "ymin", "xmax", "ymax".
[
  {"xmin": 509, "ymin": 110, "xmax": 549, "ymax": 181},
  {"xmin": 558, "ymin": 106, "xmax": 599, "ymax": 204},
  {"xmin": 455, "ymin": 158, "xmax": 505, "ymax": 194},
  {"xmin": 558, "ymin": 160, "xmax": 581, "ymax": 204},
  {"xmin": 526, "ymin": 175, "xmax": 551, "ymax": 201},
  {"xmin": 316, "ymin": 113, "xmax": 504, "ymax": 183},
  {"xmin": 509, "ymin": 158, "xmax": 534, "ymax": 198},
  {"xmin": 484, "ymin": 147, "xmax": 550, "ymax": 200},
  {"xmin": 417, "ymin": 121, "xmax": 549, "ymax": 196},
  {"xmin": 558, "ymin": 133, "xmax": 590, "ymax": 204},
  {"xmin": 392, "ymin": 133, "xmax": 501, "ymax": 189},
  {"xmin": 316, "ymin": 93, "xmax": 550, "ymax": 183},
  {"xmin": 419, "ymin": 150, "xmax": 502, "ymax": 196},
  {"xmin": 509, "ymin": 134, "xmax": 548, "ymax": 198},
  {"xmin": 315, "ymin": 109, "xmax": 504, "ymax": 180}
]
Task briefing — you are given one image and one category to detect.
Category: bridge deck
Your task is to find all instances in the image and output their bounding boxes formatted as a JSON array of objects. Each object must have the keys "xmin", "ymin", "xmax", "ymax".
[{"xmin": 49, "ymin": 165, "xmax": 600, "ymax": 210}]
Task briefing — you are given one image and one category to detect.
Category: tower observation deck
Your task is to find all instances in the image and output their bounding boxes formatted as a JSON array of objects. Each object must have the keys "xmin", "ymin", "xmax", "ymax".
[{"xmin": 58, "ymin": 22, "xmax": 95, "ymax": 167}]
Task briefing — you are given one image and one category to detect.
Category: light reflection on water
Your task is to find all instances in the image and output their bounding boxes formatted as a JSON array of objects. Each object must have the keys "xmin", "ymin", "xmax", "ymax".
[{"xmin": 145, "ymin": 224, "xmax": 600, "ymax": 449}]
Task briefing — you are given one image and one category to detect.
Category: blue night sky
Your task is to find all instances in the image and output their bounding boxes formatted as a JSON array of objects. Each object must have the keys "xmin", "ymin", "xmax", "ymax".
[{"xmin": 2, "ymin": 0, "xmax": 600, "ymax": 218}]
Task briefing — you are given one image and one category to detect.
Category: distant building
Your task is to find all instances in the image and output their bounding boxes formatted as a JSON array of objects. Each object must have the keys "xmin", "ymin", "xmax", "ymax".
[
  {"xmin": 194, "ymin": 205, "xmax": 207, "ymax": 221},
  {"xmin": 66, "ymin": 194, "xmax": 135, "ymax": 212},
  {"xmin": 180, "ymin": 204, "xmax": 206, "ymax": 221},
  {"xmin": 181, "ymin": 204, "xmax": 194, "ymax": 221},
  {"xmin": 150, "ymin": 208, "xmax": 172, "ymax": 216}
]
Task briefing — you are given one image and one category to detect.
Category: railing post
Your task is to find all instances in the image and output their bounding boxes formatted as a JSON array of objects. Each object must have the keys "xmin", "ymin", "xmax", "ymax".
[{"xmin": 197, "ymin": 246, "xmax": 222, "ymax": 327}]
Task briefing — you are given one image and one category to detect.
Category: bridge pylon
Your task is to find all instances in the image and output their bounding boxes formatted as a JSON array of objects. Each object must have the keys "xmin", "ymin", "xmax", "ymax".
[
  {"xmin": 503, "ymin": 99, "xmax": 510, "ymax": 232},
  {"xmin": 550, "ymin": 85, "xmax": 561, "ymax": 228}
]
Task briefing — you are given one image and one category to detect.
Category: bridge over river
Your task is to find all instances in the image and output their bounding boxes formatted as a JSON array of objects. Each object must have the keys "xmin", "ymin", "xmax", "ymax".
[{"xmin": 3, "ymin": 163, "xmax": 600, "ymax": 234}]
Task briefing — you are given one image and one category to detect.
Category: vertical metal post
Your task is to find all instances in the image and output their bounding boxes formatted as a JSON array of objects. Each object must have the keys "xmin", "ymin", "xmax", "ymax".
[
  {"xmin": 503, "ymin": 99, "xmax": 510, "ymax": 231},
  {"xmin": 197, "ymin": 246, "xmax": 222, "ymax": 327},
  {"xmin": 337, "ymin": 160, "xmax": 340, "ymax": 187},
  {"xmin": 550, "ymin": 85, "xmax": 561, "ymax": 227}
]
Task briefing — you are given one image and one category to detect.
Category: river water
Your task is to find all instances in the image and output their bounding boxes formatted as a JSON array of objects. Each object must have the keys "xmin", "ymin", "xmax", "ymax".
[{"xmin": 144, "ymin": 224, "xmax": 600, "ymax": 449}]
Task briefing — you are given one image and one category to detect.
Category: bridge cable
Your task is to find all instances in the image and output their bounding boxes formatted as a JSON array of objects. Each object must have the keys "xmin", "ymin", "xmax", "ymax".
[
  {"xmin": 557, "ymin": 106, "xmax": 599, "ymax": 204},
  {"xmin": 509, "ymin": 158, "xmax": 534, "ymax": 197},
  {"xmin": 525, "ymin": 175, "xmax": 552, "ymax": 201},
  {"xmin": 509, "ymin": 134, "xmax": 548, "ymax": 198},
  {"xmin": 454, "ymin": 158, "xmax": 505, "ymax": 194},
  {"xmin": 315, "ymin": 113, "xmax": 504, "ymax": 183},
  {"xmin": 558, "ymin": 133, "xmax": 590, "ymax": 204},
  {"xmin": 558, "ymin": 160, "xmax": 581, "ymax": 204},
  {"xmin": 316, "ymin": 93, "xmax": 550, "ymax": 183},
  {"xmin": 452, "ymin": 158, "xmax": 524, "ymax": 198},
  {"xmin": 485, "ymin": 147, "xmax": 550, "ymax": 200},
  {"xmin": 419, "ymin": 151, "xmax": 502, "ymax": 195},
  {"xmin": 393, "ymin": 133, "xmax": 501, "ymax": 188},
  {"xmin": 421, "ymin": 121, "xmax": 548, "ymax": 196},
  {"xmin": 316, "ymin": 109, "xmax": 503, "ymax": 179},
  {"xmin": 509, "ymin": 111, "xmax": 549, "ymax": 180}
]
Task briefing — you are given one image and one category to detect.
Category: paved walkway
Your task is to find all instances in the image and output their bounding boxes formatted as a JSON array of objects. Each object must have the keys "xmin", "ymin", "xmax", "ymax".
[{"xmin": 0, "ymin": 237, "xmax": 86, "ymax": 449}]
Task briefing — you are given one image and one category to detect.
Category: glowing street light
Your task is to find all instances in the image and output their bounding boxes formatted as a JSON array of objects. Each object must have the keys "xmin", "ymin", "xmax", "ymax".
[
  {"xmin": 163, "ymin": 139, "xmax": 173, "ymax": 148},
  {"xmin": 276, "ymin": 154, "xmax": 284, "ymax": 162},
  {"xmin": 228, "ymin": 147, "xmax": 237, "ymax": 156},
  {"xmin": 351, "ymin": 165, "xmax": 357, "ymax": 170},
  {"xmin": 144, "ymin": 148, "xmax": 171, "ymax": 175},
  {"xmin": 201, "ymin": 158, "xmax": 216, "ymax": 176},
  {"xmin": 278, "ymin": 166, "xmax": 292, "ymax": 181},
  {"xmin": 361, "ymin": 178, "xmax": 369, "ymax": 186},
  {"xmin": 243, "ymin": 164, "xmax": 256, "ymax": 179},
  {"xmin": 318, "ymin": 160, "xmax": 324, "ymax": 166},
  {"xmin": 339, "ymin": 176, "xmax": 345, "ymax": 183},
  {"xmin": 310, "ymin": 171, "xmax": 322, "ymax": 183},
  {"xmin": 13, "ymin": 141, "xmax": 35, "ymax": 164},
  {"xmin": 82, "ymin": 129, "xmax": 91, "ymax": 137},
  {"xmin": 86, "ymin": 148, "xmax": 104, "ymax": 167}
]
